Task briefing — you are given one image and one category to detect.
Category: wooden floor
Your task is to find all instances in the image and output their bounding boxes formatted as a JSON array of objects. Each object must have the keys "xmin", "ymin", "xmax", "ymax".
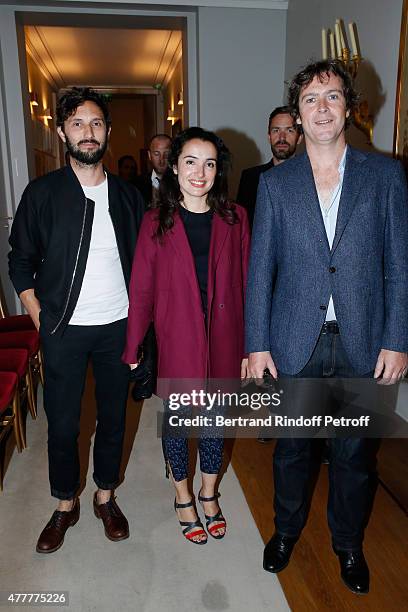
[
  {"xmin": 377, "ymin": 439, "xmax": 408, "ymax": 510},
  {"xmin": 230, "ymin": 438, "xmax": 408, "ymax": 611}
]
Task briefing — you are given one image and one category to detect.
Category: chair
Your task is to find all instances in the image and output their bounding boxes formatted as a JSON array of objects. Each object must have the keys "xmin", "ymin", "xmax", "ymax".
[
  {"xmin": 0, "ymin": 314, "xmax": 36, "ymax": 332},
  {"xmin": 0, "ymin": 371, "xmax": 25, "ymax": 490},
  {"xmin": 0, "ymin": 331, "xmax": 41, "ymax": 419},
  {"xmin": 0, "ymin": 278, "xmax": 43, "ymax": 388},
  {"xmin": 0, "ymin": 348, "xmax": 31, "ymax": 434}
]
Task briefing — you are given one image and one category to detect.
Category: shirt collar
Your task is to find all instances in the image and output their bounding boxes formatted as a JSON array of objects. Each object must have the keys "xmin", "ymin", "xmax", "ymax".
[{"xmin": 338, "ymin": 145, "xmax": 347, "ymax": 175}]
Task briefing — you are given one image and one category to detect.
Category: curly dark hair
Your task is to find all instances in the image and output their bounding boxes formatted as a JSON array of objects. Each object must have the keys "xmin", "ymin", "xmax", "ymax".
[
  {"xmin": 56, "ymin": 87, "xmax": 111, "ymax": 128},
  {"xmin": 287, "ymin": 59, "xmax": 359, "ymax": 128},
  {"xmin": 155, "ymin": 127, "xmax": 236, "ymax": 238}
]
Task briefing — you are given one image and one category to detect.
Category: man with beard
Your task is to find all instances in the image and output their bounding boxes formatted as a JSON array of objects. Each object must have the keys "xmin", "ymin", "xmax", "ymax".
[
  {"xmin": 8, "ymin": 87, "xmax": 145, "ymax": 553},
  {"xmin": 135, "ymin": 133, "xmax": 172, "ymax": 207},
  {"xmin": 237, "ymin": 106, "xmax": 302, "ymax": 227}
]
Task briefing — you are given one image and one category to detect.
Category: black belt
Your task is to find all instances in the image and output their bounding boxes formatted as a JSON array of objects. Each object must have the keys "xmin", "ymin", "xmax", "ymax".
[{"xmin": 321, "ymin": 321, "xmax": 339, "ymax": 334}]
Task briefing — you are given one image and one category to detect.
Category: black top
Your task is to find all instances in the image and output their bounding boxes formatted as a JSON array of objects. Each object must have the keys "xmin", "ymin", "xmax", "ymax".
[{"xmin": 179, "ymin": 206, "xmax": 213, "ymax": 318}]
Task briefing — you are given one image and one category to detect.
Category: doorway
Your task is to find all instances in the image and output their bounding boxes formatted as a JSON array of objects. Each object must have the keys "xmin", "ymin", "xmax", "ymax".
[
  {"xmin": 0, "ymin": 4, "xmax": 198, "ymax": 313},
  {"xmin": 24, "ymin": 20, "xmax": 186, "ymax": 177}
]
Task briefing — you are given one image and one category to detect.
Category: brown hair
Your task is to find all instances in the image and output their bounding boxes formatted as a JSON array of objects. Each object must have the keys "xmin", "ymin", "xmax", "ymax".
[{"xmin": 287, "ymin": 59, "xmax": 359, "ymax": 128}]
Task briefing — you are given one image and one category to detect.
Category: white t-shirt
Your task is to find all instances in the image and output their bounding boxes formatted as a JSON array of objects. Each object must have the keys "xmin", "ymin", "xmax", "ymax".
[{"xmin": 69, "ymin": 177, "xmax": 129, "ymax": 325}]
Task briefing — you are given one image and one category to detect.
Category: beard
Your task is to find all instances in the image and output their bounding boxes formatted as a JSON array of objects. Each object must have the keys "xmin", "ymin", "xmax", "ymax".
[
  {"xmin": 65, "ymin": 134, "xmax": 108, "ymax": 166},
  {"xmin": 271, "ymin": 140, "xmax": 297, "ymax": 161}
]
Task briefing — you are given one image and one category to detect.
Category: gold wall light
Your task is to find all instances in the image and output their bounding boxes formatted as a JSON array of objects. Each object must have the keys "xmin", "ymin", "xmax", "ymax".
[
  {"xmin": 29, "ymin": 92, "xmax": 39, "ymax": 106},
  {"xmin": 41, "ymin": 108, "xmax": 52, "ymax": 120}
]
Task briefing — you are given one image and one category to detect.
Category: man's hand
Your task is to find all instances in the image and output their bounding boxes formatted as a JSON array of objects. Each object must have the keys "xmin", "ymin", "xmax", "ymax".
[
  {"xmin": 19, "ymin": 288, "xmax": 41, "ymax": 331},
  {"xmin": 248, "ymin": 351, "xmax": 277, "ymax": 380},
  {"xmin": 374, "ymin": 348, "xmax": 408, "ymax": 385}
]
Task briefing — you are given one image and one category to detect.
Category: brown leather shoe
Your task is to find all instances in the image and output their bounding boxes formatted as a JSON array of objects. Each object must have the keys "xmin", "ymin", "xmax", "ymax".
[
  {"xmin": 93, "ymin": 492, "xmax": 129, "ymax": 541},
  {"xmin": 36, "ymin": 498, "xmax": 80, "ymax": 554}
]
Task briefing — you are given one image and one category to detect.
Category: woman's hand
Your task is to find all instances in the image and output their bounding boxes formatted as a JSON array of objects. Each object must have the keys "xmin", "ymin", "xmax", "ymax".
[
  {"xmin": 129, "ymin": 363, "xmax": 139, "ymax": 371},
  {"xmin": 240, "ymin": 358, "xmax": 249, "ymax": 379}
]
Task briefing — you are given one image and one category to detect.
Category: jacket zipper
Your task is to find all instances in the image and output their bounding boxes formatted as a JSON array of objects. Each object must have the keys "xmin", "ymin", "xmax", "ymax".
[{"xmin": 50, "ymin": 196, "xmax": 88, "ymax": 334}]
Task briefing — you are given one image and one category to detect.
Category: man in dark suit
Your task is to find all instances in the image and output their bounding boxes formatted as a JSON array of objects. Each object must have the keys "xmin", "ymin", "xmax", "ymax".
[
  {"xmin": 236, "ymin": 106, "xmax": 302, "ymax": 226},
  {"xmin": 245, "ymin": 60, "xmax": 408, "ymax": 594},
  {"xmin": 135, "ymin": 133, "xmax": 171, "ymax": 207}
]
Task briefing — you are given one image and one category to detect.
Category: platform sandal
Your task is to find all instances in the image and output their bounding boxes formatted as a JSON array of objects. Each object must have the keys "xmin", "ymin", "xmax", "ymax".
[
  {"xmin": 174, "ymin": 498, "xmax": 207, "ymax": 545},
  {"xmin": 198, "ymin": 491, "xmax": 227, "ymax": 540}
]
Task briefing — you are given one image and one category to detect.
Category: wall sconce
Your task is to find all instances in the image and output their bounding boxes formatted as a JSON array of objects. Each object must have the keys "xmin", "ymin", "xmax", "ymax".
[
  {"xmin": 167, "ymin": 109, "xmax": 176, "ymax": 121},
  {"xmin": 177, "ymin": 92, "xmax": 184, "ymax": 106},
  {"xmin": 41, "ymin": 108, "xmax": 52, "ymax": 120},
  {"xmin": 321, "ymin": 18, "xmax": 373, "ymax": 145},
  {"xmin": 29, "ymin": 92, "xmax": 39, "ymax": 107}
]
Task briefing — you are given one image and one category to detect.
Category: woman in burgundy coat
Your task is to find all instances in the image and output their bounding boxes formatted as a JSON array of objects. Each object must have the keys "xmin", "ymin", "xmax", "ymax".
[{"xmin": 123, "ymin": 127, "xmax": 250, "ymax": 544}]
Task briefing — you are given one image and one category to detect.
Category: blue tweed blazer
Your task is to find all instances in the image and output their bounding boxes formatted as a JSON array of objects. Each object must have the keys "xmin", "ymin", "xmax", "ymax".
[{"xmin": 245, "ymin": 146, "xmax": 408, "ymax": 375}]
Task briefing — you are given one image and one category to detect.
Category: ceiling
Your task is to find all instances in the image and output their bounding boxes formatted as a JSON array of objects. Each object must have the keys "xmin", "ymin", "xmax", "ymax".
[{"xmin": 25, "ymin": 25, "xmax": 182, "ymax": 90}]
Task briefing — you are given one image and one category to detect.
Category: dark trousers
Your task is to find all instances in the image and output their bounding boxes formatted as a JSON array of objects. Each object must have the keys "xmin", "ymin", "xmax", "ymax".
[
  {"xmin": 41, "ymin": 318, "xmax": 129, "ymax": 500},
  {"xmin": 274, "ymin": 326, "xmax": 377, "ymax": 550}
]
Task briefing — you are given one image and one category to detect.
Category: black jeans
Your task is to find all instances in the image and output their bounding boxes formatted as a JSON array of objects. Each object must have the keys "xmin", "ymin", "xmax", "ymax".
[
  {"xmin": 41, "ymin": 318, "xmax": 129, "ymax": 499},
  {"xmin": 274, "ymin": 326, "xmax": 377, "ymax": 550}
]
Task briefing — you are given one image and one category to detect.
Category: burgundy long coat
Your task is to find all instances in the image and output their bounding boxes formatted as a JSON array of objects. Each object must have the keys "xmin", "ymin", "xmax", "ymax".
[{"xmin": 122, "ymin": 205, "xmax": 250, "ymax": 384}]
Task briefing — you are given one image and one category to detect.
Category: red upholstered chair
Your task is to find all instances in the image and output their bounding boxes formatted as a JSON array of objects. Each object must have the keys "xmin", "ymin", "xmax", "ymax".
[
  {"xmin": 0, "ymin": 348, "xmax": 31, "ymax": 433},
  {"xmin": 0, "ymin": 280, "xmax": 43, "ymax": 389},
  {"xmin": 0, "ymin": 371, "xmax": 25, "ymax": 489},
  {"xmin": 0, "ymin": 314, "xmax": 36, "ymax": 332},
  {"xmin": 0, "ymin": 331, "xmax": 41, "ymax": 419}
]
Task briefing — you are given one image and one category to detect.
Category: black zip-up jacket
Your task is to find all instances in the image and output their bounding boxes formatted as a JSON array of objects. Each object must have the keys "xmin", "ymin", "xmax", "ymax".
[{"xmin": 8, "ymin": 164, "xmax": 145, "ymax": 336}]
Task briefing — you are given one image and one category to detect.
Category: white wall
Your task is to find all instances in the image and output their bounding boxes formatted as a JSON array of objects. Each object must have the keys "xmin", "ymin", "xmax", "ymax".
[
  {"xmin": 197, "ymin": 6, "xmax": 287, "ymax": 196},
  {"xmin": 285, "ymin": 0, "xmax": 404, "ymax": 154}
]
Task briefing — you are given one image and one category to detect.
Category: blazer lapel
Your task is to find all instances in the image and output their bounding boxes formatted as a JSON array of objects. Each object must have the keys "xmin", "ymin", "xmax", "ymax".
[
  {"xmin": 300, "ymin": 153, "xmax": 331, "ymax": 252},
  {"xmin": 168, "ymin": 212, "xmax": 203, "ymax": 308},
  {"xmin": 207, "ymin": 212, "xmax": 229, "ymax": 316},
  {"xmin": 331, "ymin": 146, "xmax": 366, "ymax": 254}
]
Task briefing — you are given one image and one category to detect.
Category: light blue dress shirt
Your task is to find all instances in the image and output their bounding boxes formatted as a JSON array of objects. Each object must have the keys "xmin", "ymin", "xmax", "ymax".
[{"xmin": 317, "ymin": 145, "xmax": 347, "ymax": 322}]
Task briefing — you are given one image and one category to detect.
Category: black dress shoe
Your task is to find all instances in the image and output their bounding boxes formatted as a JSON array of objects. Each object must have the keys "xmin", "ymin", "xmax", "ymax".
[
  {"xmin": 257, "ymin": 436, "xmax": 273, "ymax": 443},
  {"xmin": 263, "ymin": 533, "xmax": 299, "ymax": 573},
  {"xmin": 334, "ymin": 548, "xmax": 369, "ymax": 594}
]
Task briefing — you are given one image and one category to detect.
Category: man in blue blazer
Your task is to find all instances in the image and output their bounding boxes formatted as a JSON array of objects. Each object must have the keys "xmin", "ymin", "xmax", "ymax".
[{"xmin": 246, "ymin": 60, "xmax": 408, "ymax": 594}]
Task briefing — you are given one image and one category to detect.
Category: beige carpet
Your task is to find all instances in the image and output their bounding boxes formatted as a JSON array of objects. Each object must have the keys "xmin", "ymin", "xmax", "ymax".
[{"xmin": 0, "ymin": 389, "xmax": 289, "ymax": 612}]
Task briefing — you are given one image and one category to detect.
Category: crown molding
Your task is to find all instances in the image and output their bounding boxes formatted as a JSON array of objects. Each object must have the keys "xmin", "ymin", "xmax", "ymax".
[
  {"xmin": 6, "ymin": 1, "xmax": 288, "ymax": 10},
  {"xmin": 25, "ymin": 33, "xmax": 63, "ymax": 90}
]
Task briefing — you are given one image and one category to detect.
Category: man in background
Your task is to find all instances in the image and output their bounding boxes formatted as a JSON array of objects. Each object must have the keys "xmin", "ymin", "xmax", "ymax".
[
  {"xmin": 237, "ymin": 106, "xmax": 302, "ymax": 226},
  {"xmin": 118, "ymin": 154, "xmax": 138, "ymax": 184},
  {"xmin": 135, "ymin": 133, "xmax": 172, "ymax": 207}
]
